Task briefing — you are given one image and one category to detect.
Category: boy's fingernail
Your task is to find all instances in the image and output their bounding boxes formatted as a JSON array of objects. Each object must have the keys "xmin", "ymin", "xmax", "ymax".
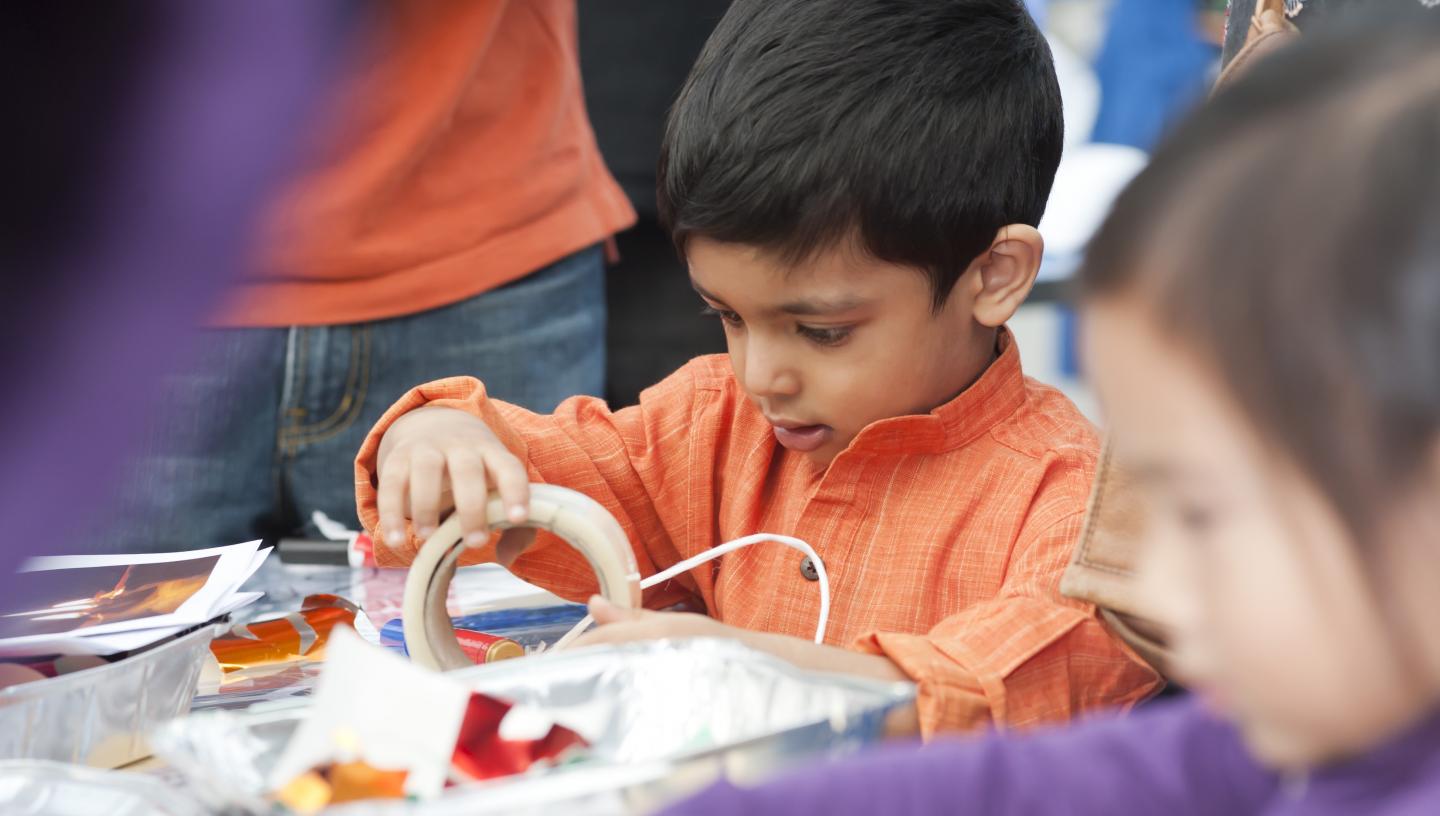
[
  {"xmin": 463, "ymin": 532, "xmax": 488, "ymax": 547},
  {"xmin": 508, "ymin": 504, "xmax": 527, "ymax": 523},
  {"xmin": 589, "ymin": 595, "xmax": 610, "ymax": 609},
  {"xmin": 417, "ymin": 526, "xmax": 436, "ymax": 540},
  {"xmin": 385, "ymin": 530, "xmax": 405, "ymax": 546}
]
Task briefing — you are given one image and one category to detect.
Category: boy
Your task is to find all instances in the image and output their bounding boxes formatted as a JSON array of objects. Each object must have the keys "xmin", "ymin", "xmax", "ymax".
[{"xmin": 356, "ymin": 0, "xmax": 1160, "ymax": 736}]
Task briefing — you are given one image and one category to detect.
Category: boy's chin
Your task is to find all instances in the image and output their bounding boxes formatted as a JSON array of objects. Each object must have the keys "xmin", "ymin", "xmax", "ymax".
[
  {"xmin": 799, "ymin": 440, "xmax": 844, "ymax": 467},
  {"xmin": 805, "ymin": 449, "xmax": 838, "ymax": 466}
]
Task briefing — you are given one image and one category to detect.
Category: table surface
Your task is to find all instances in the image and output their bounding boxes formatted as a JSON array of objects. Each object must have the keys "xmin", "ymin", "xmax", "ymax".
[{"xmin": 190, "ymin": 559, "xmax": 563, "ymax": 711}]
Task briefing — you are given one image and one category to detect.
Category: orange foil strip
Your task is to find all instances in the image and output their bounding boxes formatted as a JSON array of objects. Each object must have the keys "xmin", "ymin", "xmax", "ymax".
[{"xmin": 211, "ymin": 594, "xmax": 359, "ymax": 672}]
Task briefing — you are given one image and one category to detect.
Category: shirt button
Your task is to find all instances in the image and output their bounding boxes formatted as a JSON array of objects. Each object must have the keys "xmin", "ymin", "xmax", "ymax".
[{"xmin": 799, "ymin": 556, "xmax": 820, "ymax": 581}]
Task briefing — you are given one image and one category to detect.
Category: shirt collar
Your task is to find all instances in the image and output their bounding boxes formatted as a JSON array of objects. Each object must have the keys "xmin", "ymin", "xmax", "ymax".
[{"xmin": 841, "ymin": 327, "xmax": 1027, "ymax": 457}]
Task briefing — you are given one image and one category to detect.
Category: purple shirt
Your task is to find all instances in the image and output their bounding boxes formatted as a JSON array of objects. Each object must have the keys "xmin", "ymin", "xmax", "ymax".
[{"xmin": 662, "ymin": 698, "xmax": 1440, "ymax": 816}]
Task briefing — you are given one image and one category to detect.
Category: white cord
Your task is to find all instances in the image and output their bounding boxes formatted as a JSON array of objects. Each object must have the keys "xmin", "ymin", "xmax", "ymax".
[{"xmin": 549, "ymin": 534, "xmax": 830, "ymax": 651}]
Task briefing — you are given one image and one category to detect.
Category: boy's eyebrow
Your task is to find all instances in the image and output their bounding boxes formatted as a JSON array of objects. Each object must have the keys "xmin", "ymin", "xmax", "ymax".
[
  {"xmin": 690, "ymin": 278, "xmax": 869, "ymax": 315},
  {"xmin": 773, "ymin": 296, "xmax": 869, "ymax": 316},
  {"xmin": 690, "ymin": 278, "xmax": 727, "ymax": 305}
]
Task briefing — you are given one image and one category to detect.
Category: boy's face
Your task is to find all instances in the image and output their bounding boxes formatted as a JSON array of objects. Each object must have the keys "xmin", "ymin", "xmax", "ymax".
[{"xmin": 687, "ymin": 237, "xmax": 995, "ymax": 466}]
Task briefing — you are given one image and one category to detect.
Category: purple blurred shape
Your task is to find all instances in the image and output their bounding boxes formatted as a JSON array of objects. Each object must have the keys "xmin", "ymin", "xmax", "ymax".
[{"xmin": 0, "ymin": 2, "xmax": 351, "ymax": 588}]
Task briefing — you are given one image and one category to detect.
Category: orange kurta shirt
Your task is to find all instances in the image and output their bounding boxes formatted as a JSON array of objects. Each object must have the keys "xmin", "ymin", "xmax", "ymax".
[{"xmin": 354, "ymin": 333, "xmax": 1161, "ymax": 735}]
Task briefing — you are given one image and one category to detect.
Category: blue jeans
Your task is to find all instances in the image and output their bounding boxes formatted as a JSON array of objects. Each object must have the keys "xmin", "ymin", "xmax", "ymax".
[{"xmin": 97, "ymin": 246, "xmax": 605, "ymax": 552}]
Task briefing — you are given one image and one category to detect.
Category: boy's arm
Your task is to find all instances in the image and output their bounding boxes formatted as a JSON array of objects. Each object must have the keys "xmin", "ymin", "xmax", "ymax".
[
  {"xmin": 578, "ymin": 508, "xmax": 1160, "ymax": 737},
  {"xmin": 354, "ymin": 366, "xmax": 704, "ymax": 608},
  {"xmin": 658, "ymin": 699, "xmax": 1277, "ymax": 816},
  {"xmin": 854, "ymin": 508, "xmax": 1164, "ymax": 736}
]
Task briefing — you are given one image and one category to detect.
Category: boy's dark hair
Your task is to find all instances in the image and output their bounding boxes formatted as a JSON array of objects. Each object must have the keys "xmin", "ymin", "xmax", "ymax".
[
  {"xmin": 658, "ymin": 0, "xmax": 1062, "ymax": 309},
  {"xmin": 1080, "ymin": 4, "xmax": 1440, "ymax": 541}
]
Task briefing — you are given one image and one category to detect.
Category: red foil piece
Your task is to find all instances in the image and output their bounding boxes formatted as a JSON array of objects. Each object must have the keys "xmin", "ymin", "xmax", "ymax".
[{"xmin": 450, "ymin": 694, "xmax": 588, "ymax": 782}]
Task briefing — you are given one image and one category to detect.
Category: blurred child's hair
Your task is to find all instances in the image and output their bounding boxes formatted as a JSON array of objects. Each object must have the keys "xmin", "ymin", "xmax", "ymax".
[
  {"xmin": 1080, "ymin": 6, "xmax": 1440, "ymax": 539},
  {"xmin": 658, "ymin": 0, "xmax": 1061, "ymax": 310}
]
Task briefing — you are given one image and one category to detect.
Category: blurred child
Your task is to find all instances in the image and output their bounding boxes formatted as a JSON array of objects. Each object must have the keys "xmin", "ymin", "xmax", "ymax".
[
  {"xmin": 358, "ymin": 0, "xmax": 1160, "ymax": 736},
  {"xmin": 661, "ymin": 9, "xmax": 1440, "ymax": 814}
]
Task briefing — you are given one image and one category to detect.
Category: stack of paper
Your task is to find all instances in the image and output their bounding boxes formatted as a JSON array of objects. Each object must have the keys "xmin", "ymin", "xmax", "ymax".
[{"xmin": 0, "ymin": 541, "xmax": 270, "ymax": 657}]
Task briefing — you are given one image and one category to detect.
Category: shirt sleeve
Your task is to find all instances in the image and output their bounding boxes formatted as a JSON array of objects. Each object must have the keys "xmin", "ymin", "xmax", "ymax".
[
  {"xmin": 854, "ymin": 509, "xmax": 1163, "ymax": 736},
  {"xmin": 657, "ymin": 698, "xmax": 1277, "ymax": 816},
  {"xmin": 353, "ymin": 365, "xmax": 705, "ymax": 608}
]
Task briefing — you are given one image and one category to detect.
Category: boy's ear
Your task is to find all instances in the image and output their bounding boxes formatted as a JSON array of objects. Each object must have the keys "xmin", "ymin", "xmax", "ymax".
[{"xmin": 965, "ymin": 224, "xmax": 1044, "ymax": 328}]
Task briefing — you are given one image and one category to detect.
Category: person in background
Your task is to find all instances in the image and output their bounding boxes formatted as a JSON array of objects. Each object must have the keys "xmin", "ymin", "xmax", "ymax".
[
  {"xmin": 98, "ymin": 1, "xmax": 634, "ymax": 553},
  {"xmin": 662, "ymin": 9, "xmax": 1440, "ymax": 815}
]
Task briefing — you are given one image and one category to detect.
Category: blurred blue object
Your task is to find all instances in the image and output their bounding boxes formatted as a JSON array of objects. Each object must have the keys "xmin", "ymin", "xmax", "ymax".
[
  {"xmin": 1025, "ymin": 0, "xmax": 1048, "ymax": 28},
  {"xmin": 1091, "ymin": 0, "xmax": 1219, "ymax": 149},
  {"xmin": 382, "ymin": 604, "xmax": 589, "ymax": 656}
]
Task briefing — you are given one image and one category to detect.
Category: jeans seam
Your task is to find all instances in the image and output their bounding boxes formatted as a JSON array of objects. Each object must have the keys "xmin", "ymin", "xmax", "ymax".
[
  {"xmin": 285, "ymin": 327, "xmax": 365, "ymax": 439},
  {"xmin": 276, "ymin": 327, "xmax": 302, "ymax": 461},
  {"xmin": 285, "ymin": 325, "xmax": 372, "ymax": 448},
  {"xmin": 279, "ymin": 328, "xmax": 312, "ymax": 458}
]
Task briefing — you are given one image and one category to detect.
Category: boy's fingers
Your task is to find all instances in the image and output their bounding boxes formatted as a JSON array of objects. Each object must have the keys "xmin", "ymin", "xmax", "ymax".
[
  {"xmin": 376, "ymin": 454, "xmax": 411, "ymax": 547},
  {"xmin": 408, "ymin": 447, "xmax": 445, "ymax": 539},
  {"xmin": 446, "ymin": 449, "xmax": 492, "ymax": 546},
  {"xmin": 484, "ymin": 446, "xmax": 531, "ymax": 523}
]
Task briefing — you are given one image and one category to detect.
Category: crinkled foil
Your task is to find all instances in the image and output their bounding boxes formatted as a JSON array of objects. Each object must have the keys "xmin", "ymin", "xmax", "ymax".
[
  {"xmin": 0, "ymin": 623, "xmax": 221, "ymax": 768},
  {"xmin": 0, "ymin": 760, "xmax": 205, "ymax": 816},
  {"xmin": 154, "ymin": 638, "xmax": 915, "ymax": 814}
]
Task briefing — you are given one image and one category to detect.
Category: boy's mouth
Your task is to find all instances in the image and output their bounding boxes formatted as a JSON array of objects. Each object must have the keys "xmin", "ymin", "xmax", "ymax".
[{"xmin": 768, "ymin": 420, "xmax": 834, "ymax": 453}]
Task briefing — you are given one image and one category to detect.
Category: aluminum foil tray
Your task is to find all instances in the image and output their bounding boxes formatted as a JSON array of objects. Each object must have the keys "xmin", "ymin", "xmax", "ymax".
[
  {"xmin": 154, "ymin": 638, "xmax": 916, "ymax": 814},
  {"xmin": 0, "ymin": 760, "xmax": 204, "ymax": 816},
  {"xmin": 0, "ymin": 623, "xmax": 221, "ymax": 768}
]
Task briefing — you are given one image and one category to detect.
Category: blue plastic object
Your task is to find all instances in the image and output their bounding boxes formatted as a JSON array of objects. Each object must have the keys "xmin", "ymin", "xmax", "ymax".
[{"xmin": 382, "ymin": 604, "xmax": 588, "ymax": 656}]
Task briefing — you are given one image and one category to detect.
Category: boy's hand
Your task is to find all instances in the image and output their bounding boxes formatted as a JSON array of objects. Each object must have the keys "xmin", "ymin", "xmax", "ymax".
[
  {"xmin": 376, "ymin": 406, "xmax": 531, "ymax": 556},
  {"xmin": 570, "ymin": 596, "xmax": 730, "ymax": 648}
]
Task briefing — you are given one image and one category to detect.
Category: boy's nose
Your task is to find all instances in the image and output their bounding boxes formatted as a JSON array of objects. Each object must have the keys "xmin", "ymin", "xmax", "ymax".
[{"xmin": 742, "ymin": 343, "xmax": 800, "ymax": 399}]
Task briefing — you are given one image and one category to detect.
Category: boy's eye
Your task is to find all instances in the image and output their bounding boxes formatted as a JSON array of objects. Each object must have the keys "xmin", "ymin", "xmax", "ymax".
[
  {"xmin": 700, "ymin": 305, "xmax": 744, "ymax": 327},
  {"xmin": 797, "ymin": 324, "xmax": 853, "ymax": 347}
]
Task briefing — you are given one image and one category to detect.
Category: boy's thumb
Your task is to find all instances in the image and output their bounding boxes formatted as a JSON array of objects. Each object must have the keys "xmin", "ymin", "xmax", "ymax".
[{"xmin": 588, "ymin": 595, "xmax": 643, "ymax": 625}]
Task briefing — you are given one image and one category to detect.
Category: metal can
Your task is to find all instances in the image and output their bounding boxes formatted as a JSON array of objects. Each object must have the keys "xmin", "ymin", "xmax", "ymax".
[{"xmin": 453, "ymin": 629, "xmax": 525, "ymax": 664}]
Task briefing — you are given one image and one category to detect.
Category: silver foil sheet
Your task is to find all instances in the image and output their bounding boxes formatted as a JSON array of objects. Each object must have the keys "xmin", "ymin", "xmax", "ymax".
[
  {"xmin": 0, "ymin": 623, "xmax": 221, "ymax": 768},
  {"xmin": 154, "ymin": 638, "xmax": 915, "ymax": 814},
  {"xmin": 0, "ymin": 760, "xmax": 205, "ymax": 816}
]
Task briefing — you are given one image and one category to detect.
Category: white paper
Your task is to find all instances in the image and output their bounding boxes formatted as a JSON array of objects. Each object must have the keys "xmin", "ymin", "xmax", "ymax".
[
  {"xmin": 269, "ymin": 626, "xmax": 472, "ymax": 797},
  {"xmin": 4, "ymin": 591, "xmax": 268, "ymax": 657},
  {"xmin": 239, "ymin": 547, "xmax": 273, "ymax": 589},
  {"xmin": 0, "ymin": 542, "xmax": 268, "ymax": 656}
]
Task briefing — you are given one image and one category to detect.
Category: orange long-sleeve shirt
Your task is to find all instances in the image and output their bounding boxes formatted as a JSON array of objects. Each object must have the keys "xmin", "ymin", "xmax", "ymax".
[
  {"xmin": 218, "ymin": 0, "xmax": 635, "ymax": 327},
  {"xmin": 354, "ymin": 334, "xmax": 1161, "ymax": 735}
]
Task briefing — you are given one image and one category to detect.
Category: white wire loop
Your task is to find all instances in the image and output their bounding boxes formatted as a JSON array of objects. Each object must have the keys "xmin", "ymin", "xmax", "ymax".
[{"xmin": 549, "ymin": 533, "xmax": 830, "ymax": 651}]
